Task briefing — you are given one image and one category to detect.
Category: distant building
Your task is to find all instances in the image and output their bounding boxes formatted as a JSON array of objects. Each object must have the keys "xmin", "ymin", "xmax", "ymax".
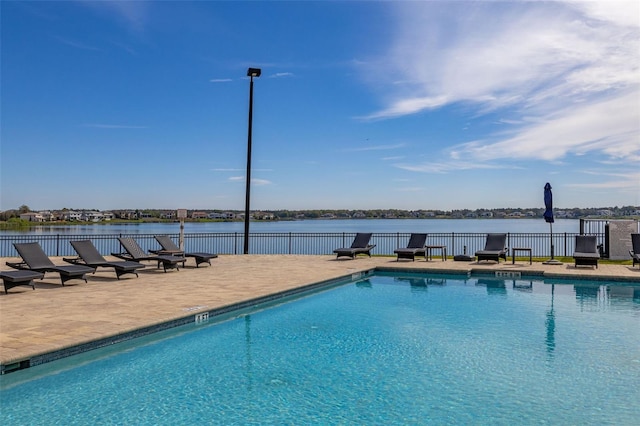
[
  {"xmin": 82, "ymin": 211, "xmax": 108, "ymax": 222},
  {"xmin": 255, "ymin": 212, "xmax": 275, "ymax": 220},
  {"xmin": 62, "ymin": 210, "xmax": 83, "ymax": 221},
  {"xmin": 20, "ymin": 212, "xmax": 44, "ymax": 222},
  {"xmin": 114, "ymin": 210, "xmax": 137, "ymax": 220},
  {"xmin": 208, "ymin": 212, "xmax": 235, "ymax": 219},
  {"xmin": 191, "ymin": 211, "xmax": 208, "ymax": 219}
]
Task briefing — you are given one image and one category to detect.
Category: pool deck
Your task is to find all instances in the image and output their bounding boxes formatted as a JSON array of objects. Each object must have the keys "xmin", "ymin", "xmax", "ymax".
[{"xmin": 1, "ymin": 254, "xmax": 638, "ymax": 373}]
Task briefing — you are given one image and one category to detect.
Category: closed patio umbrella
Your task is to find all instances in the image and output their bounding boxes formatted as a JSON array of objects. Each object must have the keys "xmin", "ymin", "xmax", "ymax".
[
  {"xmin": 544, "ymin": 183, "xmax": 554, "ymax": 225},
  {"xmin": 543, "ymin": 183, "xmax": 562, "ymax": 264}
]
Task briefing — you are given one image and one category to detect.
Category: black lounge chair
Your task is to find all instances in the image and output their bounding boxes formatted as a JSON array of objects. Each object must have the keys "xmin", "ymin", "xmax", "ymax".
[
  {"xmin": 630, "ymin": 233, "xmax": 640, "ymax": 268},
  {"xmin": 475, "ymin": 233, "xmax": 508, "ymax": 263},
  {"xmin": 394, "ymin": 233, "xmax": 427, "ymax": 261},
  {"xmin": 112, "ymin": 238, "xmax": 185, "ymax": 272},
  {"xmin": 64, "ymin": 240, "xmax": 145, "ymax": 279},
  {"xmin": 573, "ymin": 235, "xmax": 600, "ymax": 268},
  {"xmin": 151, "ymin": 235, "xmax": 217, "ymax": 267},
  {"xmin": 333, "ymin": 233, "xmax": 376, "ymax": 259},
  {"xmin": 6, "ymin": 242, "xmax": 94, "ymax": 285}
]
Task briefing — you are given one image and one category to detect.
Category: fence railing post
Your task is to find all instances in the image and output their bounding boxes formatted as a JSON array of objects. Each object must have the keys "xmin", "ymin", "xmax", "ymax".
[
  {"xmin": 234, "ymin": 232, "xmax": 238, "ymax": 255},
  {"xmin": 451, "ymin": 232, "xmax": 455, "ymax": 256}
]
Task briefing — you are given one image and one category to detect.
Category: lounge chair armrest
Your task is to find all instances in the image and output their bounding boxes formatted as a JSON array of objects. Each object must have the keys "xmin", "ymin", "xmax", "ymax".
[
  {"xmin": 111, "ymin": 252, "xmax": 132, "ymax": 260},
  {"xmin": 5, "ymin": 261, "xmax": 29, "ymax": 270},
  {"xmin": 151, "ymin": 249, "xmax": 184, "ymax": 256}
]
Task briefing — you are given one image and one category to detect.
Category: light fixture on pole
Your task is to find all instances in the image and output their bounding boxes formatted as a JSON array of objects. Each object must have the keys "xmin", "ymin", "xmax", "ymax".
[{"xmin": 244, "ymin": 67, "xmax": 261, "ymax": 254}]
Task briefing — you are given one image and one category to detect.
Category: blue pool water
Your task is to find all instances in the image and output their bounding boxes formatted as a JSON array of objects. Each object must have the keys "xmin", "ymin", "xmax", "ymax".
[{"xmin": 1, "ymin": 273, "xmax": 639, "ymax": 425}]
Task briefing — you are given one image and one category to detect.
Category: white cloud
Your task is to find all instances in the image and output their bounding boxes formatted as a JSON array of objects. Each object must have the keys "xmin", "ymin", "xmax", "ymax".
[
  {"xmin": 394, "ymin": 160, "xmax": 520, "ymax": 174},
  {"xmin": 252, "ymin": 178, "xmax": 272, "ymax": 186},
  {"xmin": 397, "ymin": 187, "xmax": 424, "ymax": 192},
  {"xmin": 370, "ymin": 1, "xmax": 638, "ymax": 115},
  {"xmin": 360, "ymin": 1, "xmax": 639, "ymax": 167},
  {"xmin": 567, "ymin": 0, "xmax": 640, "ymax": 28},
  {"xmin": 343, "ymin": 143, "xmax": 406, "ymax": 152},
  {"xmin": 269, "ymin": 72, "xmax": 294, "ymax": 78},
  {"xmin": 566, "ymin": 170, "xmax": 640, "ymax": 191},
  {"xmin": 449, "ymin": 90, "xmax": 640, "ymax": 163},
  {"xmin": 360, "ymin": 96, "xmax": 449, "ymax": 120},
  {"xmin": 54, "ymin": 36, "xmax": 100, "ymax": 51},
  {"xmin": 80, "ymin": 0, "xmax": 148, "ymax": 33},
  {"xmin": 228, "ymin": 176, "xmax": 272, "ymax": 185},
  {"xmin": 210, "ymin": 78, "xmax": 232, "ymax": 83}
]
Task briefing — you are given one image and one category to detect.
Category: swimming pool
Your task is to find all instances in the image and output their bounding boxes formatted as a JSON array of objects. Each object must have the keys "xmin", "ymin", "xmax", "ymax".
[{"xmin": 1, "ymin": 272, "xmax": 639, "ymax": 424}]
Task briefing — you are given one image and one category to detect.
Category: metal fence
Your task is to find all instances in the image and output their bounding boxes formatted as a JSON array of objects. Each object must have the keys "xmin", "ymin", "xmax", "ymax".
[{"xmin": 0, "ymin": 232, "xmax": 603, "ymax": 259}]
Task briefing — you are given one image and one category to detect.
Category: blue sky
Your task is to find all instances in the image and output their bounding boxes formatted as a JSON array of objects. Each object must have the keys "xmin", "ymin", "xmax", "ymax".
[{"xmin": 1, "ymin": 0, "xmax": 638, "ymax": 212}]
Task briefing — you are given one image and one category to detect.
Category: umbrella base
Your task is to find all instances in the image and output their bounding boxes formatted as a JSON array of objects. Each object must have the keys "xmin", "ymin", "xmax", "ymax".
[
  {"xmin": 543, "ymin": 259, "xmax": 563, "ymax": 265},
  {"xmin": 454, "ymin": 255, "xmax": 475, "ymax": 262}
]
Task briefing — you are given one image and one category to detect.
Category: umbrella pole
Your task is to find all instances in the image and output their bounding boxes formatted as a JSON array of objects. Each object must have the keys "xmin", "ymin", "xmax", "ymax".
[
  {"xmin": 544, "ymin": 222, "xmax": 562, "ymax": 265},
  {"xmin": 550, "ymin": 222, "xmax": 554, "ymax": 259}
]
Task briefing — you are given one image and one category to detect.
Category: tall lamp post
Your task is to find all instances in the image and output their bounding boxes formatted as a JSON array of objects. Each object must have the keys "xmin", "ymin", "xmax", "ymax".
[{"xmin": 244, "ymin": 67, "xmax": 261, "ymax": 254}]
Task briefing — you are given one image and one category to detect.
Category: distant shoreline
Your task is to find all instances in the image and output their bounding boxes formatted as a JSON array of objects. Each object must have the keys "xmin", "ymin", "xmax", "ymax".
[{"xmin": 0, "ymin": 215, "xmax": 629, "ymax": 230}]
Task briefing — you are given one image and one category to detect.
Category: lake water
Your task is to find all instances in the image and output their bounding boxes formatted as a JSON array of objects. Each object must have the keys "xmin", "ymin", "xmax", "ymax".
[{"xmin": 0, "ymin": 218, "xmax": 581, "ymax": 236}]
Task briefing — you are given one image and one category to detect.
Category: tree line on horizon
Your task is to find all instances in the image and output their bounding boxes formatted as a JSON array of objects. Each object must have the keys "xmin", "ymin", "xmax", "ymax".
[{"xmin": 1, "ymin": 204, "xmax": 639, "ymax": 222}]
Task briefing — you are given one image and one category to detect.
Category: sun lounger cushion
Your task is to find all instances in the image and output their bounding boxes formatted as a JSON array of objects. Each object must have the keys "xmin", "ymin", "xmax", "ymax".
[
  {"xmin": 151, "ymin": 236, "xmax": 218, "ymax": 267},
  {"xmin": 573, "ymin": 235, "xmax": 600, "ymax": 268},
  {"xmin": 334, "ymin": 233, "xmax": 376, "ymax": 259},
  {"xmin": 394, "ymin": 233, "xmax": 427, "ymax": 261},
  {"xmin": 475, "ymin": 234, "xmax": 508, "ymax": 263}
]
